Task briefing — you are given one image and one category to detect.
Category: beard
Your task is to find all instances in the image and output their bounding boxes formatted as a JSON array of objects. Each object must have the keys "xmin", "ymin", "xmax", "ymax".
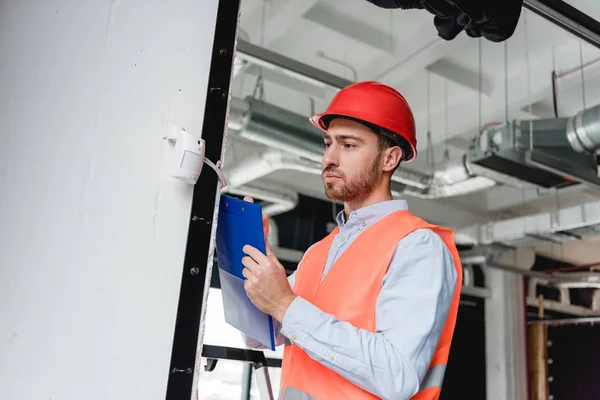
[{"xmin": 323, "ymin": 153, "xmax": 381, "ymax": 202}]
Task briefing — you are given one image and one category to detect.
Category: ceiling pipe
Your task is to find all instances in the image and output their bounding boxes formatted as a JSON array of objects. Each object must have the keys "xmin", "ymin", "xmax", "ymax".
[
  {"xmin": 224, "ymin": 182, "xmax": 299, "ymax": 217},
  {"xmin": 226, "ymin": 96, "xmax": 496, "ymax": 199},
  {"xmin": 224, "ymin": 147, "xmax": 417, "ymax": 203},
  {"xmin": 224, "ymin": 148, "xmax": 322, "ymax": 188}
]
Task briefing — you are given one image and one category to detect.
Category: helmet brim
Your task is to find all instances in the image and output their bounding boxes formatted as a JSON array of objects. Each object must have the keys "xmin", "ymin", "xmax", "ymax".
[{"xmin": 309, "ymin": 112, "xmax": 417, "ymax": 162}]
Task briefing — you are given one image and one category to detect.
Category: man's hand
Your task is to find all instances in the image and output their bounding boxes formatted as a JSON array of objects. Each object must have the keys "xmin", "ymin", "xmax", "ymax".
[{"xmin": 241, "ymin": 196, "xmax": 297, "ymax": 323}]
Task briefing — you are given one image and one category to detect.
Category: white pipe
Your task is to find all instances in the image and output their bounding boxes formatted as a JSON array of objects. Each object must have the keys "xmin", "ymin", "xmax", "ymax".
[
  {"xmin": 224, "ymin": 149, "xmax": 322, "ymax": 187},
  {"xmin": 224, "ymin": 145, "xmax": 494, "ymax": 203},
  {"xmin": 224, "ymin": 182, "xmax": 298, "ymax": 217}
]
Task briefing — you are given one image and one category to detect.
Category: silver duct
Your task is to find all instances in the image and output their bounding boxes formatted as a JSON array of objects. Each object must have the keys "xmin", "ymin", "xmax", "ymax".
[
  {"xmin": 468, "ymin": 103, "xmax": 600, "ymax": 192},
  {"xmin": 567, "ymin": 102, "xmax": 600, "ymax": 153}
]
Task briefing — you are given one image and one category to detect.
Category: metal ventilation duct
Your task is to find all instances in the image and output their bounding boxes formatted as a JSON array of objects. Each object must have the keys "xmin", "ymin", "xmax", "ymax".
[
  {"xmin": 567, "ymin": 103, "xmax": 600, "ymax": 153},
  {"xmin": 467, "ymin": 103, "xmax": 600, "ymax": 191}
]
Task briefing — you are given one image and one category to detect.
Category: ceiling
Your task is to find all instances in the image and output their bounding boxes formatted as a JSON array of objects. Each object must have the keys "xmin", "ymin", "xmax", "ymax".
[{"xmin": 224, "ymin": 0, "xmax": 600, "ymax": 264}]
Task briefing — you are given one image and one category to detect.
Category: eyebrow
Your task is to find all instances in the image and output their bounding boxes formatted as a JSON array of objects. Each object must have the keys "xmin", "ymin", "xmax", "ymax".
[{"xmin": 323, "ymin": 133, "xmax": 365, "ymax": 142}]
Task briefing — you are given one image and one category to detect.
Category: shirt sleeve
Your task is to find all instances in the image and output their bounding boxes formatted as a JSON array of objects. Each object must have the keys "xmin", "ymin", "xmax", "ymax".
[
  {"xmin": 279, "ymin": 228, "xmax": 458, "ymax": 400},
  {"xmin": 242, "ymin": 270, "xmax": 296, "ymax": 349}
]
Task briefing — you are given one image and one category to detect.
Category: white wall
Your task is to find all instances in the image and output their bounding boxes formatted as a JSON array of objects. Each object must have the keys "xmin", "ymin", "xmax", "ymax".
[{"xmin": 0, "ymin": 0, "xmax": 220, "ymax": 398}]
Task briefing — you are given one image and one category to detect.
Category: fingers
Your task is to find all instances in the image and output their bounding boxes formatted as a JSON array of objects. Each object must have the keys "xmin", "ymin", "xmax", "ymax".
[
  {"xmin": 243, "ymin": 196, "xmax": 254, "ymax": 203},
  {"xmin": 241, "ymin": 265, "xmax": 253, "ymax": 279},
  {"xmin": 243, "ymin": 245, "xmax": 268, "ymax": 264},
  {"xmin": 241, "ymin": 254, "xmax": 258, "ymax": 272},
  {"xmin": 241, "ymin": 256, "xmax": 259, "ymax": 286}
]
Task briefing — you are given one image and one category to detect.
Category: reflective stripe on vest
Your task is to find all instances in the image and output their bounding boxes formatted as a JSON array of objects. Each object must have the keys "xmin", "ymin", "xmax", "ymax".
[
  {"xmin": 279, "ymin": 364, "xmax": 446, "ymax": 400},
  {"xmin": 279, "ymin": 386, "xmax": 316, "ymax": 400},
  {"xmin": 420, "ymin": 363, "xmax": 447, "ymax": 391},
  {"xmin": 279, "ymin": 210, "xmax": 463, "ymax": 400}
]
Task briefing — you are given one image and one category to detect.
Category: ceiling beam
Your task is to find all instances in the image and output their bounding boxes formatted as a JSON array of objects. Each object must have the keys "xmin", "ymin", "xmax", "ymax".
[
  {"xmin": 235, "ymin": 39, "xmax": 354, "ymax": 91},
  {"xmin": 358, "ymin": 23, "xmax": 472, "ymax": 85},
  {"xmin": 303, "ymin": 2, "xmax": 394, "ymax": 54},
  {"xmin": 427, "ymin": 58, "xmax": 494, "ymax": 97},
  {"xmin": 240, "ymin": 64, "xmax": 328, "ymax": 100},
  {"xmin": 243, "ymin": 0, "xmax": 319, "ymax": 47}
]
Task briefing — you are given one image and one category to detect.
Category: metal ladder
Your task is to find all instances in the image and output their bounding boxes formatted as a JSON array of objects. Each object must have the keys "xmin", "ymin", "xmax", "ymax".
[{"xmin": 202, "ymin": 345, "xmax": 275, "ymax": 400}]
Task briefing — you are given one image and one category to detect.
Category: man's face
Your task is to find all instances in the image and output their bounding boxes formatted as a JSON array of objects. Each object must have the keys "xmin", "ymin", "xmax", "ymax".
[{"xmin": 321, "ymin": 118, "xmax": 383, "ymax": 202}]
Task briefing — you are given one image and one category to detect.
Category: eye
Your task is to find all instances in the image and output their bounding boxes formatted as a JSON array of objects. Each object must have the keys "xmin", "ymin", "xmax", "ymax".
[
  {"xmin": 344, "ymin": 143, "xmax": 355, "ymax": 149},
  {"xmin": 323, "ymin": 143, "xmax": 331, "ymax": 148}
]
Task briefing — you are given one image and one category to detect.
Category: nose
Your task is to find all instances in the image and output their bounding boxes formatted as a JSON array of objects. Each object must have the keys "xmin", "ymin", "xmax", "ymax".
[{"xmin": 322, "ymin": 144, "xmax": 339, "ymax": 168}]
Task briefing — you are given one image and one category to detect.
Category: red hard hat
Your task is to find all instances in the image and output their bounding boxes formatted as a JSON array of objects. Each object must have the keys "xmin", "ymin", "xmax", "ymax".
[{"xmin": 309, "ymin": 81, "xmax": 417, "ymax": 162}]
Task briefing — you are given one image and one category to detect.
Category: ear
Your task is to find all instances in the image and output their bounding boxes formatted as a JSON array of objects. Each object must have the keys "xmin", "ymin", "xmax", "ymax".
[{"xmin": 382, "ymin": 146, "xmax": 402, "ymax": 172}]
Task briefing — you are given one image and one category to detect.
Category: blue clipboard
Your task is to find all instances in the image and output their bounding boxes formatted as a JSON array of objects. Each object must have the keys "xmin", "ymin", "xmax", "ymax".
[{"xmin": 215, "ymin": 194, "xmax": 276, "ymax": 351}]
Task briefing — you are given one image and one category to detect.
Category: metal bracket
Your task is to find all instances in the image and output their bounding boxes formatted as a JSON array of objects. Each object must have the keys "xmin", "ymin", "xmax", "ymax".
[
  {"xmin": 204, "ymin": 358, "xmax": 218, "ymax": 372},
  {"xmin": 201, "ymin": 345, "xmax": 277, "ymax": 400}
]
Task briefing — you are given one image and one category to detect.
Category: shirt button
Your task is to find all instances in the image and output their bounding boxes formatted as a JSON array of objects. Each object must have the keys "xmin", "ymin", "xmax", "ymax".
[
  {"xmin": 361, "ymin": 221, "xmax": 367, "ymax": 227},
  {"xmin": 339, "ymin": 236, "xmax": 345, "ymax": 242},
  {"xmin": 329, "ymin": 356, "xmax": 335, "ymax": 361},
  {"xmin": 290, "ymin": 333, "xmax": 296, "ymax": 340}
]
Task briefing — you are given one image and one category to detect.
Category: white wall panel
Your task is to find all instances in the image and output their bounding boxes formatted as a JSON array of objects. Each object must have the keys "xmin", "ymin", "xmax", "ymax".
[{"xmin": 0, "ymin": 0, "xmax": 221, "ymax": 398}]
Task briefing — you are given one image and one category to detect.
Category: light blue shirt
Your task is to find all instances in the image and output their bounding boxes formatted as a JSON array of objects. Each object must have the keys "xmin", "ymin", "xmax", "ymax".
[{"xmin": 244, "ymin": 200, "xmax": 457, "ymax": 400}]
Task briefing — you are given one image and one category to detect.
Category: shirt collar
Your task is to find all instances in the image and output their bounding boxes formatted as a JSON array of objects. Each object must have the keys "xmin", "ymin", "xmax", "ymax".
[{"xmin": 336, "ymin": 199, "xmax": 409, "ymax": 229}]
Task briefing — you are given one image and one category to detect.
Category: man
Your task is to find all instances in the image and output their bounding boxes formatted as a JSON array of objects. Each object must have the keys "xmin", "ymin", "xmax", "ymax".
[{"xmin": 240, "ymin": 81, "xmax": 462, "ymax": 400}]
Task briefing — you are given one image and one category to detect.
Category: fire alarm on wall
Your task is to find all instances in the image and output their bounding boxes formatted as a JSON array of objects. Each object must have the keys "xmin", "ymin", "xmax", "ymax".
[{"xmin": 164, "ymin": 127, "xmax": 227, "ymax": 187}]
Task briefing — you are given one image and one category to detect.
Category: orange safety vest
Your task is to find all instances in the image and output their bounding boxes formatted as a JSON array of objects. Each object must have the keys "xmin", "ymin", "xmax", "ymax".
[{"xmin": 279, "ymin": 210, "xmax": 463, "ymax": 400}]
